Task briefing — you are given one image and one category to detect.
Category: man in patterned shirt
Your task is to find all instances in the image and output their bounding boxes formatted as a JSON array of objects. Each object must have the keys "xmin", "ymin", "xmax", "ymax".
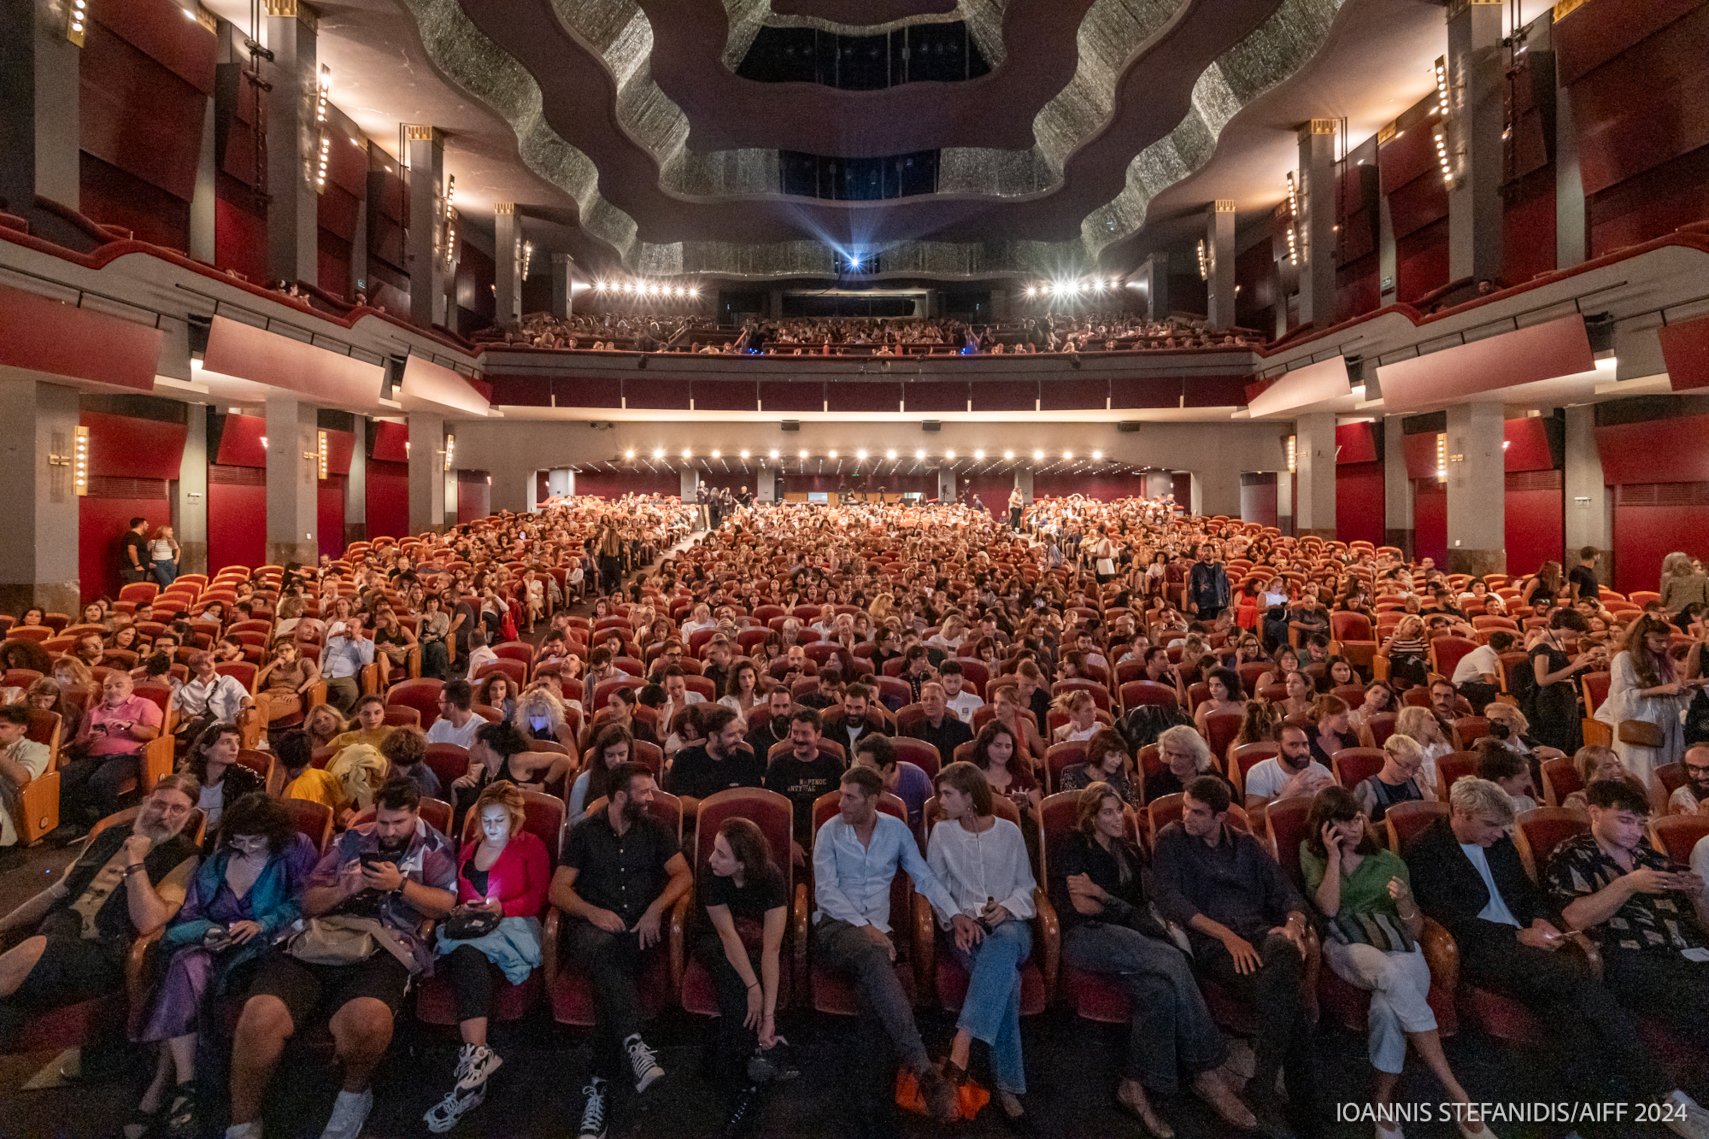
[{"xmin": 1546, "ymin": 779, "xmax": 1709, "ymax": 1043}]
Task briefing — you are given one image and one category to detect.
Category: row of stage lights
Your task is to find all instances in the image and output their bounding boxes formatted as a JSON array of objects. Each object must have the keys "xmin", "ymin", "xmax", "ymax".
[
  {"xmin": 621, "ymin": 447, "xmax": 1104, "ymax": 462},
  {"xmin": 594, "ymin": 281, "xmax": 702, "ymax": 298},
  {"xmin": 1023, "ymin": 279, "xmax": 1140, "ymax": 298}
]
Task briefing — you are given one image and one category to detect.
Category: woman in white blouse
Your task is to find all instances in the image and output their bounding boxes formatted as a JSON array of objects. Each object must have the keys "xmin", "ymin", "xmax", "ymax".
[{"xmin": 926, "ymin": 761, "xmax": 1037, "ymax": 1128}]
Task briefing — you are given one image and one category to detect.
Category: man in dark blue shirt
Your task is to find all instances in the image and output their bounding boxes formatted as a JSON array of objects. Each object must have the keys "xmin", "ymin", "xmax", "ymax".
[{"xmin": 1186, "ymin": 545, "xmax": 1231, "ymax": 621}]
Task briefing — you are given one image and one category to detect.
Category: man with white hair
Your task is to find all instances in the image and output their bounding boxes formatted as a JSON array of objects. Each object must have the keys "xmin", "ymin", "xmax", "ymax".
[
  {"xmin": 1409, "ymin": 778, "xmax": 1708, "ymax": 1135},
  {"xmin": 0, "ymin": 774, "xmax": 202, "ymax": 1047}
]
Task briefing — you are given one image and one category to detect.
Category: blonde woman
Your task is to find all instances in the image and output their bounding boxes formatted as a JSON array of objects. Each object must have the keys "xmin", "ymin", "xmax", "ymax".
[
  {"xmin": 1052, "ymin": 689, "xmax": 1100, "ymax": 744},
  {"xmin": 149, "ymin": 526, "xmax": 182, "ymax": 587},
  {"xmin": 513, "ymin": 684, "xmax": 579, "ymax": 753},
  {"xmin": 1660, "ymin": 551, "xmax": 1709, "ymax": 617},
  {"xmin": 302, "ymin": 703, "xmax": 346, "ymax": 752},
  {"xmin": 1394, "ymin": 706, "xmax": 1452, "ymax": 798}
]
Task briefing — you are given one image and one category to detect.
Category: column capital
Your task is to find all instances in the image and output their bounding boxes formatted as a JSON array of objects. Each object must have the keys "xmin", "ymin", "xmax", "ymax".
[
  {"xmin": 494, "ymin": 202, "xmax": 516, "ymax": 215},
  {"xmin": 264, "ymin": 0, "xmax": 316, "ymax": 25},
  {"xmin": 1300, "ymin": 118, "xmax": 1338, "ymax": 139},
  {"xmin": 403, "ymin": 124, "xmax": 441, "ymax": 144},
  {"xmin": 1212, "ymin": 199, "xmax": 1237, "ymax": 213},
  {"xmin": 1445, "ymin": 0, "xmax": 1502, "ymax": 16}
]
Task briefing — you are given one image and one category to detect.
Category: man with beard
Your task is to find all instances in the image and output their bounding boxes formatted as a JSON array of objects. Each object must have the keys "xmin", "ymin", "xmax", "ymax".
[
  {"xmin": 1670, "ymin": 744, "xmax": 1709, "ymax": 815},
  {"xmin": 664, "ymin": 706, "xmax": 764, "ymax": 818},
  {"xmin": 0, "ymin": 773, "xmax": 202, "ymax": 1047},
  {"xmin": 763, "ymin": 709, "xmax": 847, "ymax": 867},
  {"xmin": 555, "ymin": 762, "xmax": 693, "ymax": 1139},
  {"xmin": 744, "ymin": 686, "xmax": 794, "ymax": 758},
  {"xmin": 225, "ymin": 776, "xmax": 457, "ymax": 1139}
]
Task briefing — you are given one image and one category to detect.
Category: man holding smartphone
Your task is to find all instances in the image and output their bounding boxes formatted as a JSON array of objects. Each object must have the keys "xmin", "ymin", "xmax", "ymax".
[{"xmin": 225, "ymin": 777, "xmax": 456, "ymax": 1139}]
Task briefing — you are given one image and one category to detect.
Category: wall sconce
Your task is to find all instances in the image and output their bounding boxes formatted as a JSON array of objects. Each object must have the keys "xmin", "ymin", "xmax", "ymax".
[
  {"xmin": 521, "ymin": 241, "xmax": 533, "ymax": 280},
  {"xmin": 318, "ymin": 429, "xmax": 329, "ymax": 479},
  {"xmin": 1285, "ymin": 172, "xmax": 1298, "ymax": 218},
  {"xmin": 67, "ymin": 0, "xmax": 87, "ymax": 45},
  {"xmin": 73, "ymin": 425, "xmax": 90, "ymax": 494},
  {"xmin": 1435, "ymin": 433, "xmax": 1447, "ymax": 481},
  {"xmin": 1433, "ymin": 124, "xmax": 1453, "ymax": 185},
  {"xmin": 1196, "ymin": 240, "xmax": 1209, "ymax": 282},
  {"xmin": 444, "ymin": 434, "xmax": 455, "ymax": 472},
  {"xmin": 259, "ymin": 435, "xmax": 269, "ymax": 449},
  {"xmin": 1434, "ymin": 56, "xmax": 1450, "ymax": 117},
  {"xmin": 1286, "ymin": 435, "xmax": 1296, "ymax": 473}
]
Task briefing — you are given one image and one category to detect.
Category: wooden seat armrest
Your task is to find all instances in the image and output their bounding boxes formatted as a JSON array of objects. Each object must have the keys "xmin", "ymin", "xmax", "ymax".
[
  {"xmin": 668, "ymin": 889, "xmax": 693, "ymax": 991},
  {"xmin": 1418, "ymin": 918, "xmax": 1460, "ymax": 994},
  {"xmin": 542, "ymin": 906, "xmax": 562, "ymax": 993},
  {"xmin": 1032, "ymin": 888, "xmax": 1060, "ymax": 997},
  {"xmin": 912, "ymin": 893, "xmax": 936, "ymax": 998}
]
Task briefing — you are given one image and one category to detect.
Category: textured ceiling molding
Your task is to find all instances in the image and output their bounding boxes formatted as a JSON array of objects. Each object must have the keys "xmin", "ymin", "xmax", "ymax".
[
  {"xmin": 396, "ymin": 0, "xmax": 642, "ymax": 261},
  {"xmin": 718, "ymin": 0, "xmax": 1006, "ymax": 72},
  {"xmin": 1078, "ymin": 0, "xmax": 1345, "ymax": 260},
  {"xmin": 633, "ymin": 236, "xmax": 1084, "ymax": 278}
]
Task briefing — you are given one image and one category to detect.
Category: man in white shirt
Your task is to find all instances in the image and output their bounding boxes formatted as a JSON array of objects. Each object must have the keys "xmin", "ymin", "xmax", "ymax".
[
  {"xmin": 320, "ymin": 613, "xmax": 376, "ymax": 713},
  {"xmin": 812, "ymin": 766, "xmax": 962, "ymax": 1123},
  {"xmin": 937, "ymin": 662, "xmax": 984, "ymax": 725},
  {"xmin": 1242, "ymin": 724, "xmax": 1332, "ymax": 813},
  {"xmin": 171, "ymin": 651, "xmax": 252, "ymax": 736},
  {"xmin": 425, "ymin": 679, "xmax": 482, "ymax": 749},
  {"xmin": 0, "ymin": 706, "xmax": 51, "ymax": 866}
]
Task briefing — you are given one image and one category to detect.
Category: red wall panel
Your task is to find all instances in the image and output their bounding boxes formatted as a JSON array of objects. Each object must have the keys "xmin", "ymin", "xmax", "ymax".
[
  {"xmin": 1413, "ymin": 480, "xmax": 1447, "ymax": 568},
  {"xmin": 216, "ymin": 413, "xmax": 269, "ymax": 468},
  {"xmin": 79, "ymin": 154, "xmax": 191, "ymax": 251},
  {"xmin": 318, "ymin": 476, "xmax": 347, "ymax": 559},
  {"xmin": 0, "ymin": 283, "xmax": 164, "ymax": 392},
  {"xmin": 694, "ymin": 380, "xmax": 762, "ymax": 412},
  {"xmin": 215, "ymin": 185, "xmax": 268, "ymax": 284},
  {"xmin": 1503, "ymin": 417, "xmax": 1556, "ymax": 472},
  {"xmin": 900, "ymin": 382, "xmax": 966, "ymax": 413},
  {"xmin": 1039, "ymin": 379, "xmax": 1111, "ymax": 412},
  {"xmin": 1030, "ymin": 472, "xmax": 1150, "ymax": 503},
  {"xmin": 321, "ymin": 429, "xmax": 354, "ymax": 477},
  {"xmin": 1335, "ymin": 462, "xmax": 1385, "ymax": 547},
  {"xmin": 1595, "ymin": 413, "xmax": 1709, "ymax": 486},
  {"xmin": 80, "ymin": 13, "xmax": 209, "ymax": 205},
  {"xmin": 365, "ymin": 460, "xmax": 410, "ymax": 539},
  {"xmin": 206, "ymin": 466, "xmax": 265, "ymax": 573},
  {"xmin": 625, "ymin": 380, "xmax": 693, "ymax": 412},
  {"xmin": 1395, "ymin": 217, "xmax": 1451, "ymax": 304},
  {"xmin": 1241, "ymin": 475, "xmax": 1278, "ymax": 527},
  {"xmin": 82, "ymin": 411, "xmax": 186, "ymax": 480},
  {"xmin": 1335, "ymin": 422, "xmax": 1378, "ymax": 465},
  {"xmin": 1505, "ymin": 471, "xmax": 1564, "ymax": 576},
  {"xmin": 1403, "ymin": 432, "xmax": 1440, "ymax": 481},
  {"xmin": 1613, "ymin": 501, "xmax": 1709, "ymax": 595},
  {"xmin": 456, "ymin": 472, "xmax": 491, "ymax": 523},
  {"xmin": 80, "ymin": 490, "xmax": 170, "ymax": 604},
  {"xmin": 1501, "ymin": 169, "xmax": 1557, "ymax": 288},
  {"xmin": 1662, "ymin": 311, "xmax": 1709, "ymax": 391},
  {"xmin": 370, "ymin": 421, "xmax": 410, "ymax": 463}
]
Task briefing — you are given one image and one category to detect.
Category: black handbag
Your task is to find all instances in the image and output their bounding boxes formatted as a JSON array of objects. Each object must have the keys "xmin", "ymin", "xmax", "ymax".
[{"xmin": 442, "ymin": 907, "xmax": 503, "ymax": 941}]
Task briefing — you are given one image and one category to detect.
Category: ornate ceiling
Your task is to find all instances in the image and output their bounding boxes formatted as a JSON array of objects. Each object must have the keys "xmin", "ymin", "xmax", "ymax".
[{"xmin": 287, "ymin": 0, "xmax": 1444, "ymax": 280}]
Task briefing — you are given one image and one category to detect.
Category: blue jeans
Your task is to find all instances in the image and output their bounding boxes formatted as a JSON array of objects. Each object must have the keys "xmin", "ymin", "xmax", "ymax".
[
  {"xmin": 944, "ymin": 919, "xmax": 1030, "ymax": 1094},
  {"xmin": 1064, "ymin": 921, "xmax": 1226, "ymax": 1094},
  {"xmin": 151, "ymin": 559, "xmax": 177, "ymax": 586}
]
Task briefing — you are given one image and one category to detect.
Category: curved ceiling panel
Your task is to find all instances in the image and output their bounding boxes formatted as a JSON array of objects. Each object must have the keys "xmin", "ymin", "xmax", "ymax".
[
  {"xmin": 395, "ymin": 0, "xmax": 1353, "ymax": 275},
  {"xmin": 769, "ymin": 0, "xmax": 957, "ymax": 22}
]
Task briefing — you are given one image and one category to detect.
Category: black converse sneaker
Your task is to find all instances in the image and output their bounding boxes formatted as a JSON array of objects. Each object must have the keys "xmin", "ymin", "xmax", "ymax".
[
  {"xmin": 577, "ymin": 1078, "xmax": 609, "ymax": 1139},
  {"xmin": 625, "ymin": 1033, "xmax": 665, "ymax": 1093}
]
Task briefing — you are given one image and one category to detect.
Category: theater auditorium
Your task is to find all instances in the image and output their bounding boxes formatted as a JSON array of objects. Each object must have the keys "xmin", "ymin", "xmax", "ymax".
[{"xmin": 2, "ymin": 0, "xmax": 1709, "ymax": 1136}]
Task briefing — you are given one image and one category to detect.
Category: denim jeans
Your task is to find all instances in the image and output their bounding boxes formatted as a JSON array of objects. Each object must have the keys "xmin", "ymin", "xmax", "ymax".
[
  {"xmin": 943, "ymin": 919, "xmax": 1030, "ymax": 1094},
  {"xmin": 1064, "ymin": 921, "xmax": 1226, "ymax": 1094},
  {"xmin": 151, "ymin": 559, "xmax": 177, "ymax": 587}
]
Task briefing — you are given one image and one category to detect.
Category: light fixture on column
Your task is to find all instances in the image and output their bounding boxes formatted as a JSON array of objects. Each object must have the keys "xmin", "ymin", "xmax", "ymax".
[
  {"xmin": 316, "ymin": 65, "xmax": 331, "ymax": 124},
  {"xmin": 67, "ymin": 0, "xmax": 87, "ymax": 45},
  {"xmin": 444, "ymin": 434, "xmax": 454, "ymax": 471},
  {"xmin": 1433, "ymin": 56, "xmax": 1450, "ymax": 117},
  {"xmin": 1285, "ymin": 172, "xmax": 1298, "ymax": 218},
  {"xmin": 318, "ymin": 430, "xmax": 329, "ymax": 479},
  {"xmin": 73, "ymin": 426, "xmax": 90, "ymax": 495},
  {"xmin": 260, "ymin": 436, "xmax": 269, "ymax": 450},
  {"xmin": 1432, "ymin": 124, "xmax": 1453, "ymax": 185},
  {"xmin": 314, "ymin": 132, "xmax": 331, "ymax": 192},
  {"xmin": 1286, "ymin": 435, "xmax": 1296, "ymax": 473},
  {"xmin": 1435, "ymin": 433, "xmax": 1447, "ymax": 481},
  {"xmin": 443, "ymin": 175, "xmax": 457, "ymax": 266},
  {"xmin": 521, "ymin": 241, "xmax": 533, "ymax": 279},
  {"xmin": 1196, "ymin": 240, "xmax": 1209, "ymax": 282}
]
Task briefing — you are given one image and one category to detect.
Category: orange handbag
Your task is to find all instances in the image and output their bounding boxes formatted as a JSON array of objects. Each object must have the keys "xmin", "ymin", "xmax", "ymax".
[{"xmin": 894, "ymin": 1066, "xmax": 990, "ymax": 1122}]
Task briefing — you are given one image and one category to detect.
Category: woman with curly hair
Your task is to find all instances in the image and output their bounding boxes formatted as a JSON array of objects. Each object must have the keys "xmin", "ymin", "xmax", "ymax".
[{"xmin": 1597, "ymin": 613, "xmax": 1700, "ymax": 787}]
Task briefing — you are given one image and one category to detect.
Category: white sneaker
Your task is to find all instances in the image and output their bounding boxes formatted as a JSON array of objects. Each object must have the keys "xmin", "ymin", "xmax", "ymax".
[
  {"xmin": 577, "ymin": 1078, "xmax": 609, "ymax": 1139},
  {"xmin": 225, "ymin": 1125, "xmax": 262, "ymax": 1139},
  {"xmin": 455, "ymin": 1043, "xmax": 503, "ymax": 1092},
  {"xmin": 424, "ymin": 1081, "xmax": 487, "ymax": 1134},
  {"xmin": 625, "ymin": 1033, "xmax": 665, "ymax": 1093},
  {"xmin": 1665, "ymin": 1090, "xmax": 1709, "ymax": 1139},
  {"xmin": 320, "ymin": 1088, "xmax": 373, "ymax": 1139}
]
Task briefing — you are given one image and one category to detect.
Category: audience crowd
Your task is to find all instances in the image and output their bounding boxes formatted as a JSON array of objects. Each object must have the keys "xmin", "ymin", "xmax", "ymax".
[{"xmin": 2, "ymin": 491, "xmax": 1709, "ymax": 1139}]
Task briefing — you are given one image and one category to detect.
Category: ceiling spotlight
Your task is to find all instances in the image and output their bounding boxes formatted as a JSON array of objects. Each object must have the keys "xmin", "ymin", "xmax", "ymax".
[
  {"xmin": 828, "ymin": 449, "xmax": 838, "ymax": 459},
  {"xmin": 681, "ymin": 448, "xmax": 692, "ymax": 459},
  {"xmin": 1092, "ymin": 450, "xmax": 1103, "ymax": 460},
  {"xmin": 856, "ymin": 449, "xmax": 868, "ymax": 460},
  {"xmin": 915, "ymin": 448, "xmax": 926, "ymax": 459},
  {"xmin": 769, "ymin": 449, "xmax": 780, "ymax": 459},
  {"xmin": 1004, "ymin": 450, "xmax": 1014, "ymax": 460},
  {"xmin": 740, "ymin": 449, "xmax": 750, "ymax": 459},
  {"xmin": 624, "ymin": 449, "xmax": 635, "ymax": 459},
  {"xmin": 1063, "ymin": 450, "xmax": 1074, "ymax": 460},
  {"xmin": 674, "ymin": 286, "xmax": 685, "ymax": 297},
  {"xmin": 1033, "ymin": 449, "xmax": 1044, "ymax": 460},
  {"xmin": 710, "ymin": 449, "xmax": 721, "ymax": 459},
  {"xmin": 689, "ymin": 287, "xmax": 700, "ymax": 297},
  {"xmin": 974, "ymin": 449, "xmax": 985, "ymax": 460},
  {"xmin": 1026, "ymin": 287, "xmax": 1037, "ymax": 298},
  {"xmin": 597, "ymin": 281, "xmax": 608, "ymax": 291},
  {"xmin": 653, "ymin": 447, "xmax": 665, "ymax": 459},
  {"xmin": 622, "ymin": 282, "xmax": 634, "ymax": 293},
  {"xmin": 886, "ymin": 449, "xmax": 897, "ymax": 460},
  {"xmin": 798, "ymin": 449, "xmax": 808, "ymax": 460},
  {"xmin": 945, "ymin": 450, "xmax": 956, "ymax": 460}
]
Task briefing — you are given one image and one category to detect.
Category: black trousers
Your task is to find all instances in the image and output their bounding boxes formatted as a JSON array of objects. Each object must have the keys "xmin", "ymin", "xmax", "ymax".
[
  {"xmin": 1602, "ymin": 948, "xmax": 1709, "ymax": 1043},
  {"xmin": 694, "ymin": 932, "xmax": 760, "ymax": 1085},
  {"xmin": 0, "ymin": 933, "xmax": 123, "ymax": 1049},
  {"xmin": 564, "ymin": 919, "xmax": 652, "ymax": 1080},
  {"xmin": 1191, "ymin": 931, "xmax": 1315, "ymax": 1114},
  {"xmin": 443, "ymin": 943, "xmax": 498, "ymax": 1023},
  {"xmin": 58, "ymin": 751, "xmax": 140, "ymax": 824},
  {"xmin": 1458, "ymin": 927, "xmax": 1668, "ymax": 1098}
]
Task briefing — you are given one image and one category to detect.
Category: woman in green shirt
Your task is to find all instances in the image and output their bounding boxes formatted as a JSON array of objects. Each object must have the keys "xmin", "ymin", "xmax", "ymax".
[{"xmin": 1302, "ymin": 787, "xmax": 1493, "ymax": 1139}]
